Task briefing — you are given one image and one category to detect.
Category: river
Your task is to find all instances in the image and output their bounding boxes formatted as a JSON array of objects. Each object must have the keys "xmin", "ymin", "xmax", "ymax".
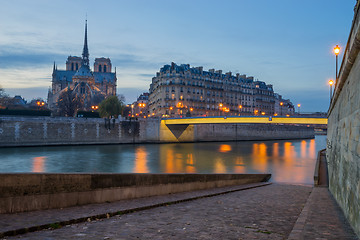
[{"xmin": 0, "ymin": 135, "xmax": 326, "ymax": 185}]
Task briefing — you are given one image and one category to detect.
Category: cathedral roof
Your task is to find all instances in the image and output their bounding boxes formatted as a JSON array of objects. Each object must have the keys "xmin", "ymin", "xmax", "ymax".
[
  {"xmin": 74, "ymin": 65, "xmax": 93, "ymax": 77},
  {"xmin": 94, "ymin": 72, "xmax": 116, "ymax": 83},
  {"xmin": 53, "ymin": 69, "xmax": 115, "ymax": 83},
  {"xmin": 53, "ymin": 70, "xmax": 76, "ymax": 82}
]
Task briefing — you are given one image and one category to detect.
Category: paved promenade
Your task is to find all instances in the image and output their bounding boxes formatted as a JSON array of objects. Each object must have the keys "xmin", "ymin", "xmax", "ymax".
[{"xmin": 1, "ymin": 182, "xmax": 357, "ymax": 239}]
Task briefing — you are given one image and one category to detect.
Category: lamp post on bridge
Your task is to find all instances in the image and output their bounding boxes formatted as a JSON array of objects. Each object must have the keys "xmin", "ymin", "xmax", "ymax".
[
  {"xmin": 329, "ymin": 79, "xmax": 334, "ymax": 102},
  {"xmin": 334, "ymin": 45, "xmax": 340, "ymax": 82},
  {"xmin": 297, "ymin": 104, "xmax": 301, "ymax": 115}
]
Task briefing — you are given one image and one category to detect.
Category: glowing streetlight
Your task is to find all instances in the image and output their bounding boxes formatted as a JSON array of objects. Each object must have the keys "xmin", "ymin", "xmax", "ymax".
[
  {"xmin": 297, "ymin": 104, "xmax": 301, "ymax": 114},
  {"xmin": 238, "ymin": 105, "xmax": 242, "ymax": 116},
  {"xmin": 219, "ymin": 103, "xmax": 223, "ymax": 116},
  {"xmin": 280, "ymin": 102, "xmax": 283, "ymax": 116},
  {"xmin": 329, "ymin": 79, "xmax": 334, "ymax": 101},
  {"xmin": 334, "ymin": 45, "xmax": 340, "ymax": 81}
]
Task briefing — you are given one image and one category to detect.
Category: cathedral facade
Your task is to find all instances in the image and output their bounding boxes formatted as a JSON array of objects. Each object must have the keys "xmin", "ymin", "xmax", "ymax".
[{"xmin": 47, "ymin": 21, "xmax": 117, "ymax": 115}]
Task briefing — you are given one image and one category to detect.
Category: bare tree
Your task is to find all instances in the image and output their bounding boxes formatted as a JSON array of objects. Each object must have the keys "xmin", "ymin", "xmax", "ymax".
[
  {"xmin": 57, "ymin": 88, "xmax": 82, "ymax": 117},
  {"xmin": 0, "ymin": 85, "xmax": 10, "ymax": 108}
]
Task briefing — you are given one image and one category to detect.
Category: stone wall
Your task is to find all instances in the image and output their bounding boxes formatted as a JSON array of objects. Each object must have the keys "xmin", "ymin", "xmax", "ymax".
[
  {"xmin": 0, "ymin": 173, "xmax": 271, "ymax": 213},
  {"xmin": 327, "ymin": 2, "xmax": 360, "ymax": 237},
  {"xmin": 0, "ymin": 116, "xmax": 314, "ymax": 147},
  {"xmin": 194, "ymin": 123, "xmax": 314, "ymax": 142},
  {"xmin": 0, "ymin": 117, "xmax": 159, "ymax": 147}
]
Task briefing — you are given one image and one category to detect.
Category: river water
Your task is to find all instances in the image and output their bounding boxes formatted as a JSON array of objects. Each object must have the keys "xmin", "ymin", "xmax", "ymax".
[{"xmin": 0, "ymin": 135, "xmax": 326, "ymax": 185}]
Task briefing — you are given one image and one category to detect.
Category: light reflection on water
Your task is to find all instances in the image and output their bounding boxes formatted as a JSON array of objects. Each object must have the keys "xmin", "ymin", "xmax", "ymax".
[{"xmin": 0, "ymin": 135, "xmax": 326, "ymax": 184}]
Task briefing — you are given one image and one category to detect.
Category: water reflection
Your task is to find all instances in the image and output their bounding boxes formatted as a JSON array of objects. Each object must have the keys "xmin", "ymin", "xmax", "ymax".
[
  {"xmin": 185, "ymin": 154, "xmax": 196, "ymax": 173},
  {"xmin": 133, "ymin": 147, "xmax": 148, "ymax": 173},
  {"xmin": 0, "ymin": 136, "xmax": 326, "ymax": 184},
  {"xmin": 219, "ymin": 144, "xmax": 232, "ymax": 153},
  {"xmin": 214, "ymin": 158, "xmax": 226, "ymax": 173},
  {"xmin": 32, "ymin": 156, "xmax": 46, "ymax": 172}
]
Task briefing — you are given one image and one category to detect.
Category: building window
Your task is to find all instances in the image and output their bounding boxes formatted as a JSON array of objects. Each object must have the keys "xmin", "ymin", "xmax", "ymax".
[
  {"xmin": 76, "ymin": 63, "xmax": 79, "ymax": 70},
  {"xmin": 71, "ymin": 63, "xmax": 74, "ymax": 71},
  {"xmin": 104, "ymin": 65, "xmax": 107, "ymax": 72},
  {"xmin": 99, "ymin": 65, "xmax": 102, "ymax": 72}
]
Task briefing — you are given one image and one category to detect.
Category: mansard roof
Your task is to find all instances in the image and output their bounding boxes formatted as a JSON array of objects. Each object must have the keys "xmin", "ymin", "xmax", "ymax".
[{"xmin": 159, "ymin": 62, "xmax": 255, "ymax": 83}]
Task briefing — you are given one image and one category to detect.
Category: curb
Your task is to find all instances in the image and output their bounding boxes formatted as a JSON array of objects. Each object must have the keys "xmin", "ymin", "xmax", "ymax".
[
  {"xmin": 287, "ymin": 188, "xmax": 313, "ymax": 240},
  {"xmin": 0, "ymin": 182, "xmax": 271, "ymax": 238}
]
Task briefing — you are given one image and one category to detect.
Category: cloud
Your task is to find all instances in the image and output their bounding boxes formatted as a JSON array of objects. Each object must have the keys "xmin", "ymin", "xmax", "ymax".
[{"xmin": 0, "ymin": 51, "xmax": 67, "ymax": 69}]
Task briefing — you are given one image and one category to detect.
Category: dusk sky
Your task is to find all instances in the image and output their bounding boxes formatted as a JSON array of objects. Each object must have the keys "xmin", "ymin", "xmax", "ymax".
[{"xmin": 0, "ymin": 0, "xmax": 356, "ymax": 112}]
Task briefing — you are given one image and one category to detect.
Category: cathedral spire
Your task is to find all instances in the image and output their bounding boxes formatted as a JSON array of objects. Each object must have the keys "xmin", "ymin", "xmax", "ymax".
[
  {"xmin": 53, "ymin": 61, "xmax": 56, "ymax": 73},
  {"xmin": 82, "ymin": 19, "xmax": 89, "ymax": 66}
]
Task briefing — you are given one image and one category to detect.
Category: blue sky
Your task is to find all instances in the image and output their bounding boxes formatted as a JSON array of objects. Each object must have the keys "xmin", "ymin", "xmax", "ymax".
[{"xmin": 0, "ymin": 0, "xmax": 356, "ymax": 112}]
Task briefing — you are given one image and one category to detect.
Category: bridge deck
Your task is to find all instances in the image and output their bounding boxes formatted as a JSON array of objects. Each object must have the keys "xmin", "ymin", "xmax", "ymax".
[{"xmin": 162, "ymin": 116, "xmax": 327, "ymax": 125}]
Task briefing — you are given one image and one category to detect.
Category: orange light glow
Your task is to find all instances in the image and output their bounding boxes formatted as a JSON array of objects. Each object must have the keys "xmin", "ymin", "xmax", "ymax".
[
  {"xmin": 252, "ymin": 143, "xmax": 268, "ymax": 173},
  {"xmin": 234, "ymin": 157, "xmax": 246, "ymax": 173},
  {"xmin": 300, "ymin": 140, "xmax": 307, "ymax": 158},
  {"xmin": 32, "ymin": 156, "xmax": 46, "ymax": 173},
  {"xmin": 297, "ymin": 104, "xmax": 301, "ymax": 108},
  {"xmin": 186, "ymin": 154, "xmax": 196, "ymax": 173},
  {"xmin": 280, "ymin": 102, "xmax": 283, "ymax": 106},
  {"xmin": 274, "ymin": 113, "xmax": 278, "ymax": 116},
  {"xmin": 238, "ymin": 105, "xmax": 242, "ymax": 109},
  {"xmin": 219, "ymin": 103, "xmax": 223, "ymax": 108},
  {"xmin": 214, "ymin": 158, "xmax": 227, "ymax": 173},
  {"xmin": 190, "ymin": 108, "xmax": 193, "ymax": 111},
  {"xmin": 219, "ymin": 144, "xmax": 232, "ymax": 153},
  {"xmin": 272, "ymin": 143, "xmax": 279, "ymax": 158},
  {"xmin": 329, "ymin": 79, "xmax": 334, "ymax": 86},
  {"xmin": 133, "ymin": 146, "xmax": 149, "ymax": 173},
  {"xmin": 334, "ymin": 45, "xmax": 340, "ymax": 56},
  {"xmin": 261, "ymin": 112, "xmax": 265, "ymax": 115}
]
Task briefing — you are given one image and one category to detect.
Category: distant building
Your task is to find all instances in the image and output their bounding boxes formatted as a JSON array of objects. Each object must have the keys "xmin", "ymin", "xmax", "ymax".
[
  {"xmin": 47, "ymin": 21, "xmax": 117, "ymax": 114},
  {"xmin": 148, "ymin": 62, "xmax": 292, "ymax": 117},
  {"xmin": 274, "ymin": 93, "xmax": 295, "ymax": 116},
  {"xmin": 131, "ymin": 92, "xmax": 149, "ymax": 118}
]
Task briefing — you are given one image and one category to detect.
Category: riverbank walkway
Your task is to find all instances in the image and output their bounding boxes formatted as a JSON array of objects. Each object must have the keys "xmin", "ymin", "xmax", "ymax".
[{"xmin": 0, "ymin": 180, "xmax": 357, "ymax": 239}]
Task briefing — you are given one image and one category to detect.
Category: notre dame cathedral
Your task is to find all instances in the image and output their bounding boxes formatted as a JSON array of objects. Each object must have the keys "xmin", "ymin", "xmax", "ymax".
[{"xmin": 47, "ymin": 21, "xmax": 117, "ymax": 115}]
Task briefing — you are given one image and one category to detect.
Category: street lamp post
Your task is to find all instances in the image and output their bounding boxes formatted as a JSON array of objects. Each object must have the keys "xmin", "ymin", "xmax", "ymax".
[
  {"xmin": 280, "ymin": 102, "xmax": 283, "ymax": 116},
  {"xmin": 297, "ymin": 104, "xmax": 301, "ymax": 114},
  {"xmin": 334, "ymin": 45, "xmax": 340, "ymax": 82},
  {"xmin": 329, "ymin": 79, "xmax": 334, "ymax": 101}
]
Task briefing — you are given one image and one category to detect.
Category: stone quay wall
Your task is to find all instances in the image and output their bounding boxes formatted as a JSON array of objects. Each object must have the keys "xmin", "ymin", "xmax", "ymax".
[
  {"xmin": 327, "ymin": 3, "xmax": 360, "ymax": 237},
  {"xmin": 0, "ymin": 116, "xmax": 314, "ymax": 147},
  {"xmin": 0, "ymin": 173, "xmax": 271, "ymax": 213}
]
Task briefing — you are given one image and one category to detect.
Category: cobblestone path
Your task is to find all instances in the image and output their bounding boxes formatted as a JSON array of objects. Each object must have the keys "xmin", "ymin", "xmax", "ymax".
[{"xmin": 5, "ymin": 184, "xmax": 312, "ymax": 240}]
